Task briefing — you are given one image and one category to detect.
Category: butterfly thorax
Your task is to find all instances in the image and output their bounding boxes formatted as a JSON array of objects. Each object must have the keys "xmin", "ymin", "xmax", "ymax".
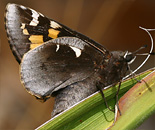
[{"xmin": 98, "ymin": 51, "xmax": 128, "ymax": 87}]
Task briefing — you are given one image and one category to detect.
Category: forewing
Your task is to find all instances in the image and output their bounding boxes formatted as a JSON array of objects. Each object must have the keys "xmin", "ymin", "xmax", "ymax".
[
  {"xmin": 20, "ymin": 37, "xmax": 103, "ymax": 101},
  {"xmin": 5, "ymin": 3, "xmax": 107, "ymax": 63},
  {"xmin": 5, "ymin": 3, "xmax": 60, "ymax": 63}
]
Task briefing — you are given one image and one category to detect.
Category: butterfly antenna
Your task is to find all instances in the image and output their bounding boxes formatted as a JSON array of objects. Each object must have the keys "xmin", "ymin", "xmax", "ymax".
[
  {"xmin": 136, "ymin": 52, "xmax": 155, "ymax": 56},
  {"xmin": 132, "ymin": 45, "xmax": 147, "ymax": 55},
  {"xmin": 123, "ymin": 26, "xmax": 154, "ymax": 80},
  {"xmin": 134, "ymin": 44, "xmax": 155, "ymax": 56}
]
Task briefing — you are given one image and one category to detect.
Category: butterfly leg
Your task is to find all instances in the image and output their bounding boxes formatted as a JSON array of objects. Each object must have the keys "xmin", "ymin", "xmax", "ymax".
[
  {"xmin": 128, "ymin": 65, "xmax": 141, "ymax": 83},
  {"xmin": 115, "ymin": 81, "xmax": 122, "ymax": 115},
  {"xmin": 96, "ymin": 82, "xmax": 114, "ymax": 112}
]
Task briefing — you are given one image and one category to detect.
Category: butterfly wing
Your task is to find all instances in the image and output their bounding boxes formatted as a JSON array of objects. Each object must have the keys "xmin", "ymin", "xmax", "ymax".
[
  {"xmin": 5, "ymin": 3, "xmax": 107, "ymax": 63},
  {"xmin": 5, "ymin": 4, "xmax": 110, "ymax": 101},
  {"xmin": 21, "ymin": 37, "xmax": 104, "ymax": 101}
]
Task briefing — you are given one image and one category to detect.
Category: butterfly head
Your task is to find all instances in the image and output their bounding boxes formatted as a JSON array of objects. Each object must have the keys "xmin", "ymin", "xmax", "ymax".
[
  {"xmin": 107, "ymin": 45, "xmax": 149, "ymax": 82},
  {"xmin": 110, "ymin": 44, "xmax": 154, "ymax": 81},
  {"xmin": 123, "ymin": 44, "xmax": 155, "ymax": 65}
]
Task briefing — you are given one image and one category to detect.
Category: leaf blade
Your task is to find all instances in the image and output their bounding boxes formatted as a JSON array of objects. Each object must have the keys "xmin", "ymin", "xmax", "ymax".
[
  {"xmin": 36, "ymin": 68, "xmax": 155, "ymax": 130},
  {"xmin": 111, "ymin": 70, "xmax": 155, "ymax": 130}
]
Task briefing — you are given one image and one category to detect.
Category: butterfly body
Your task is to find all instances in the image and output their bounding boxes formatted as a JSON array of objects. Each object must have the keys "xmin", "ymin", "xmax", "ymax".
[{"xmin": 5, "ymin": 3, "xmax": 132, "ymax": 116}]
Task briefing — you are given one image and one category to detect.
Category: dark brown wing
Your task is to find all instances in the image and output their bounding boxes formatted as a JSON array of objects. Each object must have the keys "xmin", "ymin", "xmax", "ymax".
[{"xmin": 5, "ymin": 3, "xmax": 107, "ymax": 63}]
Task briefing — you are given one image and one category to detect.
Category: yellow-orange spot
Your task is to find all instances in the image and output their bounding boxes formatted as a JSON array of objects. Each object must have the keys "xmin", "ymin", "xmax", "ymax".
[
  {"xmin": 29, "ymin": 35, "xmax": 43, "ymax": 43},
  {"xmin": 23, "ymin": 29, "xmax": 29, "ymax": 35},
  {"xmin": 30, "ymin": 43, "xmax": 43, "ymax": 50},
  {"xmin": 48, "ymin": 29, "xmax": 60, "ymax": 39}
]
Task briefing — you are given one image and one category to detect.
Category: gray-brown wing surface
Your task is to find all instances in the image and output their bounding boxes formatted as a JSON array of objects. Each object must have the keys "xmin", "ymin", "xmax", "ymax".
[{"xmin": 20, "ymin": 37, "xmax": 104, "ymax": 101}]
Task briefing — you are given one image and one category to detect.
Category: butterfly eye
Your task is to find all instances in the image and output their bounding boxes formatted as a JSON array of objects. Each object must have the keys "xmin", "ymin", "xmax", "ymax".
[
  {"xmin": 123, "ymin": 51, "xmax": 135, "ymax": 63},
  {"xmin": 125, "ymin": 54, "xmax": 133, "ymax": 62},
  {"xmin": 125, "ymin": 54, "xmax": 136, "ymax": 64}
]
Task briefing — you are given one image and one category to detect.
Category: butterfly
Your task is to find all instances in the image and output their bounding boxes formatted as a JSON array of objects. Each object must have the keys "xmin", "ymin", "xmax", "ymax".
[{"xmin": 5, "ymin": 3, "xmax": 142, "ymax": 117}]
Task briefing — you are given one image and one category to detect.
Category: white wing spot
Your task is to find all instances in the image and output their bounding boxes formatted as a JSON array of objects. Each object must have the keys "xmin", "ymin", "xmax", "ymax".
[
  {"xmin": 70, "ymin": 46, "xmax": 81, "ymax": 58},
  {"xmin": 20, "ymin": 5, "xmax": 27, "ymax": 10},
  {"xmin": 50, "ymin": 21, "xmax": 61, "ymax": 28},
  {"xmin": 21, "ymin": 23, "xmax": 25, "ymax": 29},
  {"xmin": 56, "ymin": 45, "xmax": 60, "ymax": 52},
  {"xmin": 29, "ymin": 9, "xmax": 39, "ymax": 26}
]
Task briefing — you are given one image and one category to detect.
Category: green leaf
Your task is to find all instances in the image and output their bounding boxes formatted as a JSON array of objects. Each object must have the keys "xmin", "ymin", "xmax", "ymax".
[
  {"xmin": 36, "ymin": 68, "xmax": 155, "ymax": 130},
  {"xmin": 111, "ymin": 69, "xmax": 155, "ymax": 130}
]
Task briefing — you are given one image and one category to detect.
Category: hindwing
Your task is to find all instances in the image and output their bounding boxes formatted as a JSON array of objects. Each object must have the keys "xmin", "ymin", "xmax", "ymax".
[{"xmin": 20, "ymin": 37, "xmax": 104, "ymax": 101}]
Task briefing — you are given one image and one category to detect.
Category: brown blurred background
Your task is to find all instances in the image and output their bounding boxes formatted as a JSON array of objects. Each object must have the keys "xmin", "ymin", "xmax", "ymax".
[{"xmin": 0, "ymin": 0, "xmax": 155, "ymax": 129}]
